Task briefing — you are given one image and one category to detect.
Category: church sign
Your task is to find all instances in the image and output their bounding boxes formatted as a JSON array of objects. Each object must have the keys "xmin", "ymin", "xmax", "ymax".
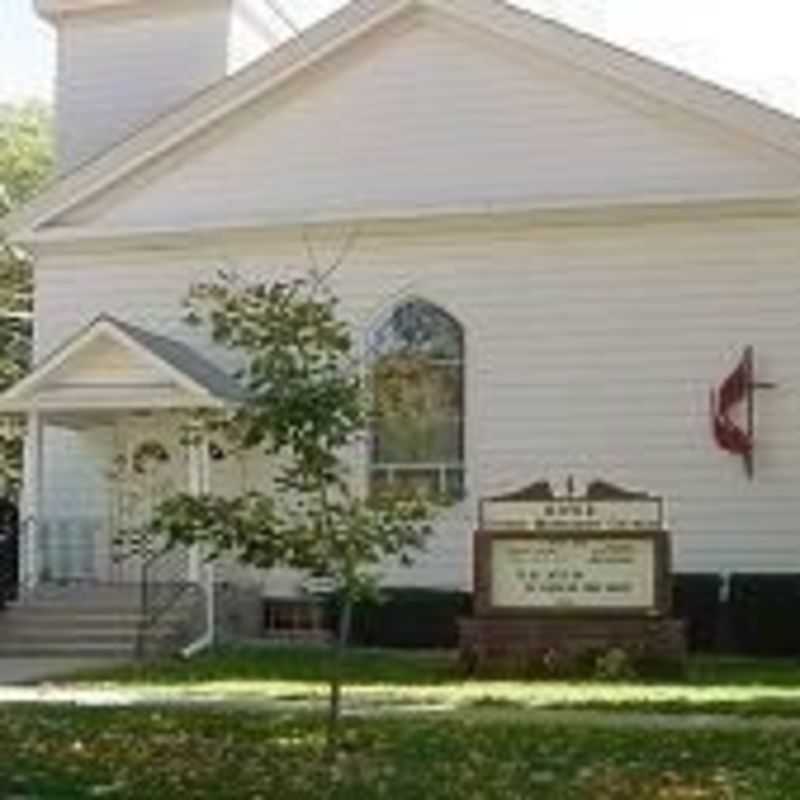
[
  {"xmin": 490, "ymin": 535, "xmax": 656, "ymax": 610},
  {"xmin": 474, "ymin": 480, "xmax": 670, "ymax": 616},
  {"xmin": 480, "ymin": 479, "xmax": 663, "ymax": 532},
  {"xmin": 481, "ymin": 497, "xmax": 662, "ymax": 532},
  {"xmin": 460, "ymin": 479, "xmax": 685, "ymax": 675},
  {"xmin": 478, "ymin": 530, "xmax": 670, "ymax": 616}
]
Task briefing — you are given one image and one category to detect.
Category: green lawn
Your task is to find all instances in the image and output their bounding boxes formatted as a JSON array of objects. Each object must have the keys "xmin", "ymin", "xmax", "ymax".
[
  {"xmin": 8, "ymin": 649, "xmax": 800, "ymax": 797},
  {"xmin": 1, "ymin": 704, "xmax": 798, "ymax": 799},
  {"xmin": 63, "ymin": 646, "xmax": 800, "ymax": 717}
]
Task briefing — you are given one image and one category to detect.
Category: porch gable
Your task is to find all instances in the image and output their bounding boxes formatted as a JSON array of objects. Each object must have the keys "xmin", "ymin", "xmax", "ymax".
[{"xmin": 0, "ymin": 315, "xmax": 244, "ymax": 415}]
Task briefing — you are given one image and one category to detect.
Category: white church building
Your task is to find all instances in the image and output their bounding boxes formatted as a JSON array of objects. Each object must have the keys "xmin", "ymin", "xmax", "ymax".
[{"xmin": 4, "ymin": 0, "xmax": 800, "ymax": 647}]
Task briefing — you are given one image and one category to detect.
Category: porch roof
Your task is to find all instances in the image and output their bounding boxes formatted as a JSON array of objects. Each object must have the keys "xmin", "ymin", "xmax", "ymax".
[{"xmin": 0, "ymin": 314, "xmax": 246, "ymax": 415}]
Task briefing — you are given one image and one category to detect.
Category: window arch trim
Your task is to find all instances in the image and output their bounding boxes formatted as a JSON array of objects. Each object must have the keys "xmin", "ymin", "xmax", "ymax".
[{"xmin": 367, "ymin": 297, "xmax": 466, "ymax": 500}]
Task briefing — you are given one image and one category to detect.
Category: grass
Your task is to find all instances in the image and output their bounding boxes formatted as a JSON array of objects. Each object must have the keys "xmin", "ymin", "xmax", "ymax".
[
  {"xmin": 69, "ymin": 645, "xmax": 454, "ymax": 686},
  {"xmin": 8, "ymin": 649, "xmax": 800, "ymax": 797},
  {"xmin": 61, "ymin": 647, "xmax": 800, "ymax": 718},
  {"xmin": 3, "ymin": 704, "xmax": 800, "ymax": 799}
]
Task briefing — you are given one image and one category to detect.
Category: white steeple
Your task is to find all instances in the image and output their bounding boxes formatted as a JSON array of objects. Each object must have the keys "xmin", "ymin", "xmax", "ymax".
[{"xmin": 36, "ymin": 0, "xmax": 282, "ymax": 173}]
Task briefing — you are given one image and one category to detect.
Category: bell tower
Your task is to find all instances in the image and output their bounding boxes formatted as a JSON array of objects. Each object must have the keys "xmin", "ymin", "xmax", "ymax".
[{"xmin": 35, "ymin": 0, "xmax": 281, "ymax": 173}]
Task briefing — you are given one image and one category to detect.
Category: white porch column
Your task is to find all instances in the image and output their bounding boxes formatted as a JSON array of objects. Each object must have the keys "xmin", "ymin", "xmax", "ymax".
[
  {"xmin": 199, "ymin": 437, "xmax": 214, "ymax": 645},
  {"xmin": 21, "ymin": 410, "xmax": 44, "ymax": 590},
  {"xmin": 187, "ymin": 430, "xmax": 210, "ymax": 583},
  {"xmin": 183, "ymin": 427, "xmax": 216, "ymax": 654}
]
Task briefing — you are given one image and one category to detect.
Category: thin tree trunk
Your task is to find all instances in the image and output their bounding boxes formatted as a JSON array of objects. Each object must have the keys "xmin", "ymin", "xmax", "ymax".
[{"xmin": 326, "ymin": 594, "xmax": 353, "ymax": 761}]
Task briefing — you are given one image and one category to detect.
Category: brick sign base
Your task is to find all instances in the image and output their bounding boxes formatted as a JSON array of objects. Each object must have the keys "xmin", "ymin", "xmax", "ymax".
[{"xmin": 459, "ymin": 615, "xmax": 686, "ymax": 677}]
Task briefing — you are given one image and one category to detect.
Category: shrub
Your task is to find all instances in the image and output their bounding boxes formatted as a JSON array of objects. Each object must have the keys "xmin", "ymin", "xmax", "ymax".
[
  {"xmin": 329, "ymin": 589, "xmax": 472, "ymax": 649},
  {"xmin": 728, "ymin": 574, "xmax": 800, "ymax": 656},
  {"xmin": 672, "ymin": 574, "xmax": 722, "ymax": 652},
  {"xmin": 593, "ymin": 647, "xmax": 636, "ymax": 681}
]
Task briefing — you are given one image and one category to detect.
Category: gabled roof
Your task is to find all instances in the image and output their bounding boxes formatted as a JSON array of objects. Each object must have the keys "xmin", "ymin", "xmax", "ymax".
[
  {"xmin": 108, "ymin": 317, "xmax": 246, "ymax": 403},
  {"xmin": 0, "ymin": 315, "xmax": 245, "ymax": 412},
  {"xmin": 7, "ymin": 0, "xmax": 800, "ymax": 241}
]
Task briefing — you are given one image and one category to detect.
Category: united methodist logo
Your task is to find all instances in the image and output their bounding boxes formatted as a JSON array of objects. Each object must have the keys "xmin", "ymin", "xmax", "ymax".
[{"xmin": 710, "ymin": 346, "xmax": 775, "ymax": 479}]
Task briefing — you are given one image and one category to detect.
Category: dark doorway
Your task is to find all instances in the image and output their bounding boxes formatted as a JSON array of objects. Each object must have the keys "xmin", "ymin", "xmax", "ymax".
[{"xmin": 0, "ymin": 497, "xmax": 19, "ymax": 608}]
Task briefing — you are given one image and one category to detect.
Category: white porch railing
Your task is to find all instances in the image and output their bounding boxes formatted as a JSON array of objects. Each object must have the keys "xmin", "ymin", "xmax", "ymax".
[
  {"xmin": 18, "ymin": 514, "xmax": 216, "ymax": 657},
  {"xmin": 18, "ymin": 516, "xmax": 37, "ymax": 593},
  {"xmin": 14, "ymin": 412, "xmax": 217, "ymax": 653},
  {"xmin": 21, "ymin": 516, "xmax": 159, "ymax": 586},
  {"xmin": 39, "ymin": 517, "xmax": 103, "ymax": 582}
]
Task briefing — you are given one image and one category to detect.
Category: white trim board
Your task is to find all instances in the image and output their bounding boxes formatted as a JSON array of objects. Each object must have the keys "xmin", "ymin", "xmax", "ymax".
[{"xmin": 20, "ymin": 189, "xmax": 800, "ymax": 256}]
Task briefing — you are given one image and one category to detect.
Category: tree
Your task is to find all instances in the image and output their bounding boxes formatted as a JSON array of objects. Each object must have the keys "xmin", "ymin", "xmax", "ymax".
[
  {"xmin": 145, "ymin": 270, "xmax": 435, "ymax": 756},
  {"xmin": 0, "ymin": 102, "xmax": 53, "ymax": 491},
  {"xmin": 0, "ymin": 102, "xmax": 53, "ymax": 209}
]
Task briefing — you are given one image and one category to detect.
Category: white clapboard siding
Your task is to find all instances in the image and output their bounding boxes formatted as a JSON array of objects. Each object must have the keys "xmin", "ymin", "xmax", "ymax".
[
  {"xmin": 61, "ymin": 16, "xmax": 800, "ymax": 228},
  {"xmin": 33, "ymin": 215, "xmax": 800, "ymax": 587}
]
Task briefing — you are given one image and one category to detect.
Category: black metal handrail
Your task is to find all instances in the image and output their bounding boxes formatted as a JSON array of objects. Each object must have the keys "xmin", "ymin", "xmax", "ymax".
[{"xmin": 137, "ymin": 545, "xmax": 202, "ymax": 658}]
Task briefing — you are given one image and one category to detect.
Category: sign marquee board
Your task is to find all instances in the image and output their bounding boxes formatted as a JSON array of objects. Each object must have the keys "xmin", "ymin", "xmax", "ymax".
[
  {"xmin": 472, "ymin": 480, "xmax": 671, "ymax": 617},
  {"xmin": 491, "ymin": 536, "xmax": 656, "ymax": 610}
]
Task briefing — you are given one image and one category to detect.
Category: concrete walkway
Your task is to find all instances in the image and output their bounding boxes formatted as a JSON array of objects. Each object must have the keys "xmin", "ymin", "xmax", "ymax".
[
  {"xmin": 0, "ymin": 658, "xmax": 129, "ymax": 686},
  {"xmin": 0, "ymin": 682, "xmax": 799, "ymax": 732}
]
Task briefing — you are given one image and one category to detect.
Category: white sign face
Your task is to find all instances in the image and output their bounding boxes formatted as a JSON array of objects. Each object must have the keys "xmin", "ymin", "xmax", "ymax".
[
  {"xmin": 491, "ymin": 538, "xmax": 656, "ymax": 609},
  {"xmin": 483, "ymin": 499, "xmax": 661, "ymax": 532}
]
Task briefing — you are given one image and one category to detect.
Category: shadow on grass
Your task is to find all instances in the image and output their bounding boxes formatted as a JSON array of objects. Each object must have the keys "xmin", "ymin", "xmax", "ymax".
[
  {"xmin": 2, "ymin": 705, "xmax": 788, "ymax": 799},
  {"xmin": 68, "ymin": 647, "xmax": 800, "ymax": 688},
  {"xmin": 688, "ymin": 655, "xmax": 800, "ymax": 687},
  {"xmin": 68, "ymin": 645, "xmax": 460, "ymax": 687},
  {"xmin": 52, "ymin": 647, "xmax": 800, "ymax": 720}
]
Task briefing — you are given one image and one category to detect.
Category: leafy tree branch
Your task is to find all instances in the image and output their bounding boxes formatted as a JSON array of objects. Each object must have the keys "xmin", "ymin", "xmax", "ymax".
[{"xmin": 140, "ymin": 269, "xmax": 436, "ymax": 756}]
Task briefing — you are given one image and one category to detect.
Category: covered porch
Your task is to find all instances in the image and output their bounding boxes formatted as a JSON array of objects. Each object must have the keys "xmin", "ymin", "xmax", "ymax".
[{"xmin": 0, "ymin": 314, "xmax": 246, "ymax": 599}]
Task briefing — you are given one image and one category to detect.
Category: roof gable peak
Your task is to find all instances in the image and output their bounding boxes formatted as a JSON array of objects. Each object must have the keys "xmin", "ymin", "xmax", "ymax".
[
  {"xmin": 7, "ymin": 0, "xmax": 800, "ymax": 240},
  {"xmin": 0, "ymin": 316, "xmax": 244, "ymax": 413}
]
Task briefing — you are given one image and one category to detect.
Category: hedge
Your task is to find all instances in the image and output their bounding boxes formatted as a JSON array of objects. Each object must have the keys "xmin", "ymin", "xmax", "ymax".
[
  {"xmin": 329, "ymin": 589, "xmax": 472, "ymax": 649},
  {"xmin": 728, "ymin": 574, "xmax": 800, "ymax": 656},
  {"xmin": 671, "ymin": 574, "xmax": 723, "ymax": 652},
  {"xmin": 270, "ymin": 573, "xmax": 800, "ymax": 657}
]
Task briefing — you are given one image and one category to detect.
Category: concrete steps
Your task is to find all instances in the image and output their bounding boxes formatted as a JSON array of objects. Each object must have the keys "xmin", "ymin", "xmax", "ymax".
[
  {"xmin": 2, "ymin": 613, "xmax": 143, "ymax": 626},
  {"xmin": 0, "ymin": 643, "xmax": 137, "ymax": 659},
  {"xmin": 0, "ymin": 629, "xmax": 138, "ymax": 645},
  {"xmin": 0, "ymin": 584, "xmax": 143, "ymax": 659}
]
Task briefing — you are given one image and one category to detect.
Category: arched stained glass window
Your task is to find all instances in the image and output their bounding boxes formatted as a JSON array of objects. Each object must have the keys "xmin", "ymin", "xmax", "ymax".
[{"xmin": 368, "ymin": 300, "xmax": 465, "ymax": 500}]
